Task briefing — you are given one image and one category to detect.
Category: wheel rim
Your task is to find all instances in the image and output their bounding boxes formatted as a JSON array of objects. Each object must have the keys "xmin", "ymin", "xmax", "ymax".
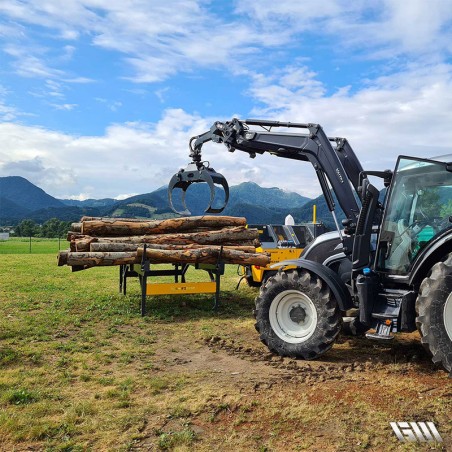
[
  {"xmin": 444, "ymin": 292, "xmax": 452, "ymax": 341},
  {"xmin": 269, "ymin": 290, "xmax": 318, "ymax": 344}
]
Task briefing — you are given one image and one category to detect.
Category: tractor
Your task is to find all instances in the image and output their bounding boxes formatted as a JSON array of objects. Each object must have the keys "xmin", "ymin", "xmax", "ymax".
[{"xmin": 168, "ymin": 118, "xmax": 452, "ymax": 374}]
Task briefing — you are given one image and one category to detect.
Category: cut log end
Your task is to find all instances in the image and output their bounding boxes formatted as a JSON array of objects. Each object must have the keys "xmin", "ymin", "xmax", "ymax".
[{"xmin": 57, "ymin": 251, "xmax": 68, "ymax": 266}]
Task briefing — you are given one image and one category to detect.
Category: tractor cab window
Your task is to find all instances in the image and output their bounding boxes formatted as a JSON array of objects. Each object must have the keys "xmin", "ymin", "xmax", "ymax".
[{"xmin": 377, "ymin": 157, "xmax": 452, "ymax": 274}]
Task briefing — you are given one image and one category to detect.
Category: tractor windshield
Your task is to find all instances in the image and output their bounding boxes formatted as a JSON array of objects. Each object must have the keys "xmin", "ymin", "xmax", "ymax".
[{"xmin": 377, "ymin": 156, "xmax": 452, "ymax": 274}]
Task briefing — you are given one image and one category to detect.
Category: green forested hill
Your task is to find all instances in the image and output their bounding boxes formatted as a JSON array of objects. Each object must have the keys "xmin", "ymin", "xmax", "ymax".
[{"xmin": 0, "ymin": 176, "xmax": 343, "ymax": 227}]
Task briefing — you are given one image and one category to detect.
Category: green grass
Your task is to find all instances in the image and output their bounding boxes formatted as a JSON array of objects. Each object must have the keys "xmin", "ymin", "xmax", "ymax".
[
  {"xmin": 0, "ymin": 238, "xmax": 64, "ymax": 254},
  {"xmin": 0, "ymin": 253, "xmax": 450, "ymax": 451},
  {"xmin": 0, "ymin": 253, "xmax": 257, "ymax": 450}
]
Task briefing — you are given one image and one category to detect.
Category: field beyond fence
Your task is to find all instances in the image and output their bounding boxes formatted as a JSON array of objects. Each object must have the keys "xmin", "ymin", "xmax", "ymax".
[{"xmin": 0, "ymin": 237, "xmax": 64, "ymax": 254}]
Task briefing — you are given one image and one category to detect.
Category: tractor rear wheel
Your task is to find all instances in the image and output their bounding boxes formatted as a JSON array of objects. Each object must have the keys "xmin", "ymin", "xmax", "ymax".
[
  {"xmin": 254, "ymin": 270, "xmax": 342, "ymax": 359},
  {"xmin": 416, "ymin": 253, "xmax": 452, "ymax": 374}
]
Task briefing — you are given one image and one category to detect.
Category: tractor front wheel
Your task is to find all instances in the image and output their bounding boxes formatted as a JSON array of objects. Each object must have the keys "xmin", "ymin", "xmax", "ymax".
[
  {"xmin": 254, "ymin": 270, "xmax": 342, "ymax": 359},
  {"xmin": 416, "ymin": 253, "xmax": 452, "ymax": 374}
]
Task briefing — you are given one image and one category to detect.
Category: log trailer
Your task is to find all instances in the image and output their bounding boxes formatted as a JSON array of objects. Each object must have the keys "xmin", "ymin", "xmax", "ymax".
[
  {"xmin": 168, "ymin": 118, "xmax": 452, "ymax": 374},
  {"xmin": 59, "ymin": 216, "xmax": 270, "ymax": 315}
]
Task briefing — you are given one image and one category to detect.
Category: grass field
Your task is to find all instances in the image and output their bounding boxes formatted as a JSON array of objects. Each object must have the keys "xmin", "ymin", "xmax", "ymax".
[
  {"xmin": 0, "ymin": 252, "xmax": 450, "ymax": 451},
  {"xmin": 0, "ymin": 238, "xmax": 64, "ymax": 254}
]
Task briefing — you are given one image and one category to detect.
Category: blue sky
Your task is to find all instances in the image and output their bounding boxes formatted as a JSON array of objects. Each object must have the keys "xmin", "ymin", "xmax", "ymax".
[{"xmin": 1, "ymin": 0, "xmax": 452, "ymax": 200}]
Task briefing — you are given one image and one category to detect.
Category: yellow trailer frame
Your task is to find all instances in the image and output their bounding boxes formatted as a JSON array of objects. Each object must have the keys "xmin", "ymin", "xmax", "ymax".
[
  {"xmin": 248, "ymin": 246, "xmax": 301, "ymax": 284},
  {"xmin": 146, "ymin": 280, "xmax": 217, "ymax": 296},
  {"xmin": 119, "ymin": 260, "xmax": 223, "ymax": 316}
]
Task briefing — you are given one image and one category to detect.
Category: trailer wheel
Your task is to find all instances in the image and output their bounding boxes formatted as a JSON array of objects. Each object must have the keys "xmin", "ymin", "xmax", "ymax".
[
  {"xmin": 254, "ymin": 270, "xmax": 342, "ymax": 359},
  {"xmin": 416, "ymin": 254, "xmax": 452, "ymax": 374}
]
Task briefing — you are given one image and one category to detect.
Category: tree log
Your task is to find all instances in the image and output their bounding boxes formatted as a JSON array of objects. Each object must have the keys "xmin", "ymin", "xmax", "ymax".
[
  {"xmin": 90, "ymin": 242, "xmax": 141, "ymax": 252},
  {"xmin": 81, "ymin": 216, "xmax": 155, "ymax": 222},
  {"xmin": 138, "ymin": 247, "xmax": 270, "ymax": 266},
  {"xmin": 66, "ymin": 232, "xmax": 81, "ymax": 241},
  {"xmin": 75, "ymin": 237, "xmax": 259, "ymax": 252},
  {"xmin": 112, "ymin": 226, "xmax": 257, "ymax": 244},
  {"xmin": 59, "ymin": 246, "xmax": 269, "ymax": 267},
  {"xmin": 81, "ymin": 216, "xmax": 247, "ymax": 236},
  {"xmin": 73, "ymin": 227, "xmax": 259, "ymax": 252},
  {"xmin": 66, "ymin": 252, "xmax": 139, "ymax": 267},
  {"xmin": 70, "ymin": 223, "xmax": 82, "ymax": 233},
  {"xmin": 92, "ymin": 242, "xmax": 256, "ymax": 253},
  {"xmin": 57, "ymin": 251, "xmax": 69, "ymax": 266},
  {"xmin": 74, "ymin": 236, "xmax": 98, "ymax": 252}
]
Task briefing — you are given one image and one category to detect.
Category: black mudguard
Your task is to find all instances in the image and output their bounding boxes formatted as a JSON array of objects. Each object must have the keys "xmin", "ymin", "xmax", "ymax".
[{"xmin": 271, "ymin": 258, "xmax": 354, "ymax": 311}]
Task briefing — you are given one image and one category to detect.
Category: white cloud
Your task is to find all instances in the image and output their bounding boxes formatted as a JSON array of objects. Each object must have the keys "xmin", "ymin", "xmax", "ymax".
[
  {"xmin": 50, "ymin": 103, "xmax": 78, "ymax": 111},
  {"xmin": 3, "ymin": 43, "xmax": 66, "ymax": 78},
  {"xmin": 1, "ymin": 1, "xmax": 452, "ymax": 203},
  {"xmin": 0, "ymin": 109, "xmax": 214, "ymax": 198},
  {"xmin": 1, "ymin": 59, "xmax": 452, "ymax": 203},
  {"xmin": 3, "ymin": 48, "xmax": 452, "ymax": 201},
  {"xmin": 0, "ymin": 0, "xmax": 297, "ymax": 84},
  {"xmin": 0, "ymin": 102, "xmax": 17, "ymax": 121},
  {"xmin": 1, "ymin": 0, "xmax": 451, "ymax": 86},
  {"xmin": 155, "ymin": 87, "xmax": 169, "ymax": 103},
  {"xmin": 236, "ymin": 0, "xmax": 452, "ymax": 59},
  {"xmin": 96, "ymin": 98, "xmax": 122, "ymax": 112},
  {"xmin": 2, "ymin": 156, "xmax": 46, "ymax": 173},
  {"xmin": 115, "ymin": 193, "xmax": 139, "ymax": 200},
  {"xmin": 235, "ymin": 60, "xmax": 452, "ymax": 196}
]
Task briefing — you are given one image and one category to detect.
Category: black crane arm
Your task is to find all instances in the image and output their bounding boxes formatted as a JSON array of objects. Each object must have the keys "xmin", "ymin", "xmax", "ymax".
[{"xmin": 191, "ymin": 118, "xmax": 362, "ymax": 227}]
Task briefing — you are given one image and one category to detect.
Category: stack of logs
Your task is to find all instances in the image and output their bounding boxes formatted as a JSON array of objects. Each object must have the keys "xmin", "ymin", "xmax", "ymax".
[{"xmin": 57, "ymin": 216, "xmax": 270, "ymax": 271}]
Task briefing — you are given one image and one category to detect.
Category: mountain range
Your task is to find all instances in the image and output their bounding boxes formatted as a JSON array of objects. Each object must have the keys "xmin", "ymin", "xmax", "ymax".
[{"xmin": 0, "ymin": 176, "xmax": 343, "ymax": 227}]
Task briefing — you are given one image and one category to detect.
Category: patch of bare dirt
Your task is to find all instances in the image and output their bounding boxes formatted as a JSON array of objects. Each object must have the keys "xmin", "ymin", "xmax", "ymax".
[{"xmin": 131, "ymin": 329, "xmax": 451, "ymax": 451}]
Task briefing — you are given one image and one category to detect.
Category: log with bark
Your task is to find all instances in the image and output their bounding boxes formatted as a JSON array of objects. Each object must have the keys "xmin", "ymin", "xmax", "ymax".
[
  {"xmin": 72, "ymin": 226, "xmax": 259, "ymax": 252},
  {"xmin": 138, "ymin": 246, "xmax": 270, "ymax": 266},
  {"xmin": 90, "ymin": 242, "xmax": 257, "ymax": 253},
  {"xmin": 63, "ymin": 251, "xmax": 139, "ymax": 267},
  {"xmin": 80, "ymin": 215, "xmax": 247, "ymax": 236},
  {"xmin": 70, "ymin": 223, "xmax": 82, "ymax": 233},
  {"xmin": 58, "ymin": 247, "xmax": 269, "ymax": 268},
  {"xmin": 59, "ymin": 215, "xmax": 269, "ymax": 271}
]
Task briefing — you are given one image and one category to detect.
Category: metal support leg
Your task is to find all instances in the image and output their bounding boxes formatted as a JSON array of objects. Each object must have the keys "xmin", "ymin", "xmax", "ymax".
[
  {"xmin": 181, "ymin": 264, "xmax": 188, "ymax": 283},
  {"xmin": 119, "ymin": 265, "xmax": 124, "ymax": 293},
  {"xmin": 140, "ymin": 244, "xmax": 150, "ymax": 316},
  {"xmin": 212, "ymin": 246, "xmax": 223, "ymax": 310},
  {"xmin": 140, "ymin": 273, "xmax": 147, "ymax": 316},
  {"xmin": 213, "ymin": 271, "xmax": 221, "ymax": 310},
  {"xmin": 123, "ymin": 265, "xmax": 128, "ymax": 295}
]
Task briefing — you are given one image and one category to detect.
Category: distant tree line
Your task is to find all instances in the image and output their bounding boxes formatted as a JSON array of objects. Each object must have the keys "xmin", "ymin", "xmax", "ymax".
[{"xmin": 12, "ymin": 218, "xmax": 72, "ymax": 238}]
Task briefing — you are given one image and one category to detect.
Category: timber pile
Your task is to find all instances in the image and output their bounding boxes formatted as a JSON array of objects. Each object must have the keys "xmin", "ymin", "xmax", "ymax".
[{"xmin": 57, "ymin": 215, "xmax": 270, "ymax": 271}]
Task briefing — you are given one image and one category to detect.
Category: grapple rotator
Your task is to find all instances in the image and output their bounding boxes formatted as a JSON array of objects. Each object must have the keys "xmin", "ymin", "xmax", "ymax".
[{"xmin": 168, "ymin": 131, "xmax": 230, "ymax": 216}]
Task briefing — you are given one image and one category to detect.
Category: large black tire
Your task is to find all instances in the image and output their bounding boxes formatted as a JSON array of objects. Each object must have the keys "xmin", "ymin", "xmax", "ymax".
[
  {"xmin": 416, "ymin": 254, "xmax": 452, "ymax": 374},
  {"xmin": 254, "ymin": 270, "xmax": 342, "ymax": 359}
]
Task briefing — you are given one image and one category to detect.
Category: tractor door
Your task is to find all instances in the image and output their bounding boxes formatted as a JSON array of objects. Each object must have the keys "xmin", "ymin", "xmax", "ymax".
[{"xmin": 376, "ymin": 156, "xmax": 452, "ymax": 275}]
